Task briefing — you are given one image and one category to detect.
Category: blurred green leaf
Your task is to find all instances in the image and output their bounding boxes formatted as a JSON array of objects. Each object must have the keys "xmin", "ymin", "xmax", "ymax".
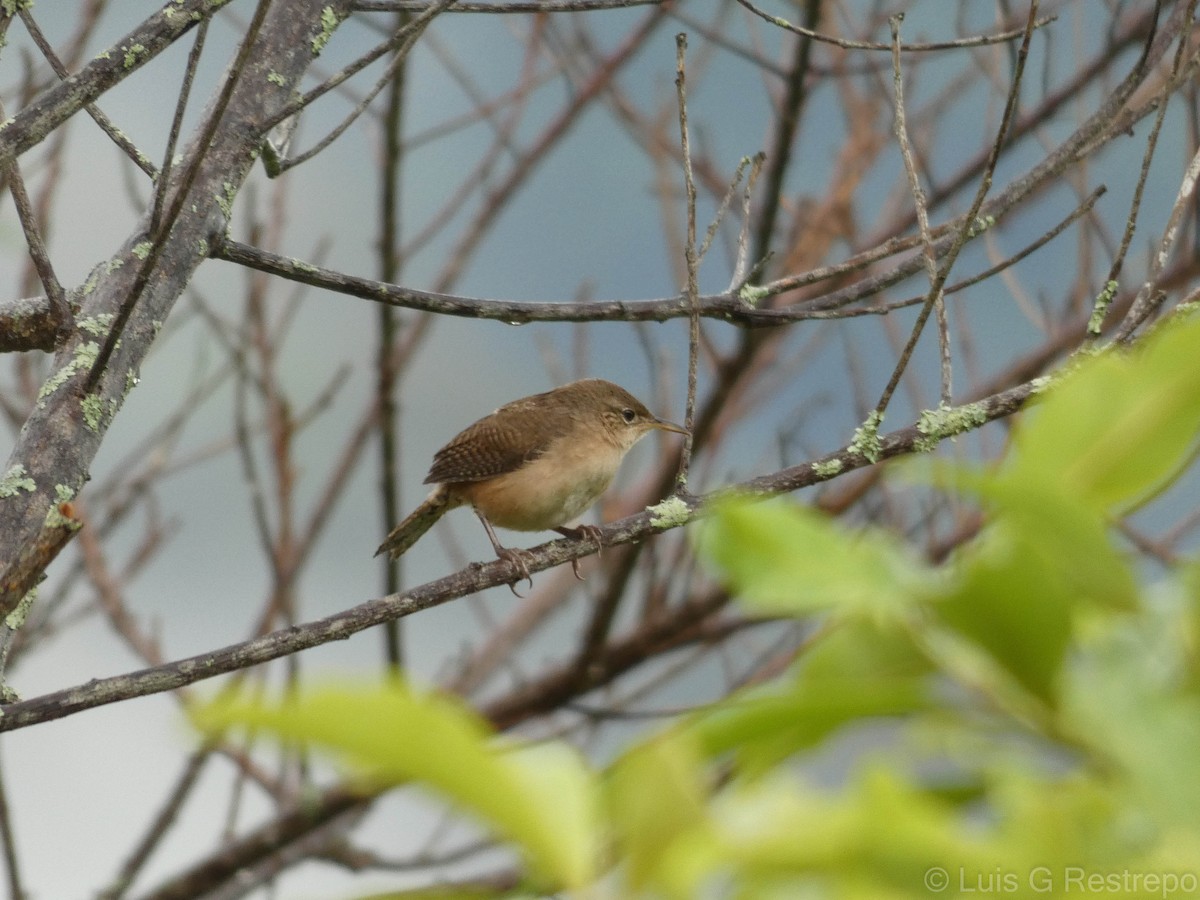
[
  {"xmin": 188, "ymin": 317, "xmax": 1200, "ymax": 900},
  {"xmin": 986, "ymin": 476, "xmax": 1137, "ymax": 613},
  {"xmin": 684, "ymin": 622, "xmax": 932, "ymax": 773},
  {"xmin": 1064, "ymin": 583, "xmax": 1200, "ymax": 830},
  {"xmin": 915, "ymin": 452, "xmax": 1137, "ymax": 705},
  {"xmin": 357, "ymin": 888, "xmax": 497, "ymax": 900},
  {"xmin": 606, "ymin": 733, "xmax": 710, "ymax": 891},
  {"xmin": 697, "ymin": 498, "xmax": 934, "ymax": 620},
  {"xmin": 684, "ymin": 680, "xmax": 927, "ymax": 774},
  {"xmin": 935, "ymin": 521, "xmax": 1073, "ymax": 705},
  {"xmin": 1008, "ymin": 313, "xmax": 1200, "ymax": 511},
  {"xmin": 194, "ymin": 680, "xmax": 598, "ymax": 889},
  {"xmin": 652, "ymin": 768, "xmax": 1008, "ymax": 897}
]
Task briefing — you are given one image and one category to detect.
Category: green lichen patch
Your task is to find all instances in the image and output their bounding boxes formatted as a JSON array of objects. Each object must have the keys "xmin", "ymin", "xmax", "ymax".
[
  {"xmin": 267, "ymin": 71, "xmax": 287, "ymax": 87},
  {"xmin": 44, "ymin": 496, "xmax": 81, "ymax": 532},
  {"xmin": 812, "ymin": 458, "xmax": 844, "ymax": 478},
  {"xmin": 849, "ymin": 410, "xmax": 884, "ymax": 464},
  {"xmin": 77, "ymin": 313, "xmax": 115, "ymax": 337},
  {"xmin": 312, "ymin": 6, "xmax": 341, "ymax": 55},
  {"xmin": 216, "ymin": 182, "xmax": 237, "ymax": 218},
  {"xmin": 5, "ymin": 587, "xmax": 35, "ymax": 631},
  {"xmin": 37, "ymin": 340, "xmax": 100, "ymax": 408},
  {"xmin": 0, "ymin": 465, "xmax": 36, "ymax": 498},
  {"xmin": 966, "ymin": 215, "xmax": 995, "ymax": 238},
  {"xmin": 914, "ymin": 402, "xmax": 988, "ymax": 452},
  {"xmin": 81, "ymin": 395, "xmax": 107, "ymax": 431},
  {"xmin": 648, "ymin": 495, "xmax": 691, "ymax": 529},
  {"xmin": 738, "ymin": 284, "xmax": 768, "ymax": 306},
  {"xmin": 162, "ymin": 1, "xmax": 197, "ymax": 23},
  {"xmin": 1028, "ymin": 374, "xmax": 1053, "ymax": 395},
  {"xmin": 123, "ymin": 43, "xmax": 146, "ymax": 68},
  {"xmin": 132, "ymin": 241, "xmax": 153, "ymax": 260},
  {"xmin": 1088, "ymin": 280, "xmax": 1118, "ymax": 335}
]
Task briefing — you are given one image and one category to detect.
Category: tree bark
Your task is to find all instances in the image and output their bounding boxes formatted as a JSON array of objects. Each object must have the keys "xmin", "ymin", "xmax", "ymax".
[{"xmin": 0, "ymin": 0, "xmax": 351, "ymax": 619}]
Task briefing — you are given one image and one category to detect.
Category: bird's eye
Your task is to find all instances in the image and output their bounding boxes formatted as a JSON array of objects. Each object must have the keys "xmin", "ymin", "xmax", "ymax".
[{"xmin": 621, "ymin": 407, "xmax": 637, "ymax": 423}]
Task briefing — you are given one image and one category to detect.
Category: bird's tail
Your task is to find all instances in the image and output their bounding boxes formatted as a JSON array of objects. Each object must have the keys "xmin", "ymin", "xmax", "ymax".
[{"xmin": 374, "ymin": 486, "xmax": 458, "ymax": 559}]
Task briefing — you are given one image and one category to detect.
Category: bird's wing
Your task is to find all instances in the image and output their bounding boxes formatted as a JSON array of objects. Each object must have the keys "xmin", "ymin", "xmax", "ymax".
[{"xmin": 424, "ymin": 399, "xmax": 575, "ymax": 484}]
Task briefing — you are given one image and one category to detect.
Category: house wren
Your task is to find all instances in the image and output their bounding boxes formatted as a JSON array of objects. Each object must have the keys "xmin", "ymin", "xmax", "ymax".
[{"xmin": 375, "ymin": 379, "xmax": 687, "ymax": 583}]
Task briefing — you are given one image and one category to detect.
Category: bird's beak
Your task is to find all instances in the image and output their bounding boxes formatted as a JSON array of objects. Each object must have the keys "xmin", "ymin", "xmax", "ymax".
[{"xmin": 652, "ymin": 417, "xmax": 689, "ymax": 435}]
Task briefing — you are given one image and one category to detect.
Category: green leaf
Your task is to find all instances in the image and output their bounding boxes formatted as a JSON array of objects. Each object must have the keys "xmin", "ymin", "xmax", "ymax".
[
  {"xmin": 683, "ymin": 622, "xmax": 933, "ymax": 772},
  {"xmin": 659, "ymin": 767, "xmax": 1010, "ymax": 896},
  {"xmin": 193, "ymin": 680, "xmax": 598, "ymax": 889},
  {"xmin": 606, "ymin": 734, "xmax": 711, "ymax": 892},
  {"xmin": 921, "ymin": 468, "xmax": 1136, "ymax": 704},
  {"xmin": 935, "ymin": 520, "xmax": 1073, "ymax": 704},
  {"xmin": 1009, "ymin": 313, "xmax": 1200, "ymax": 511},
  {"xmin": 697, "ymin": 498, "xmax": 933, "ymax": 620},
  {"xmin": 687, "ymin": 681, "xmax": 926, "ymax": 758},
  {"xmin": 1064, "ymin": 584, "xmax": 1200, "ymax": 829}
]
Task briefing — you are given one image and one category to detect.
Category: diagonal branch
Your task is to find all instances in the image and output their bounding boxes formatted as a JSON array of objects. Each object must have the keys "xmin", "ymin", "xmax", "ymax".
[
  {"xmin": 0, "ymin": 0, "xmax": 235, "ymax": 167},
  {"xmin": 0, "ymin": 0, "xmax": 354, "ymax": 622},
  {"xmin": 0, "ymin": 373, "xmax": 1039, "ymax": 734}
]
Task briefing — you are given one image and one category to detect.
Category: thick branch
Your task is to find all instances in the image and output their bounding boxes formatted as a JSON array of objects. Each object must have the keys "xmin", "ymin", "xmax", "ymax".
[
  {"xmin": 0, "ymin": 295, "xmax": 66, "ymax": 353},
  {"xmin": 0, "ymin": 0, "xmax": 352, "ymax": 618}
]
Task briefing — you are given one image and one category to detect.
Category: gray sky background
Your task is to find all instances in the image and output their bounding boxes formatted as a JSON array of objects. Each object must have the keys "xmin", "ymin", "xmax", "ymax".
[{"xmin": 0, "ymin": 2, "xmax": 1187, "ymax": 896}]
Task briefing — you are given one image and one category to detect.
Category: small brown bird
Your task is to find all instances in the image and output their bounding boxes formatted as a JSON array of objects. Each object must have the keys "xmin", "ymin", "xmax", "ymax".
[{"xmin": 375, "ymin": 379, "xmax": 687, "ymax": 585}]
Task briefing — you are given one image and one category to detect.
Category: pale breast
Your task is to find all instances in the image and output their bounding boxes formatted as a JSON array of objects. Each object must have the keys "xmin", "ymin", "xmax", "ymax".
[{"xmin": 453, "ymin": 436, "xmax": 623, "ymax": 532}]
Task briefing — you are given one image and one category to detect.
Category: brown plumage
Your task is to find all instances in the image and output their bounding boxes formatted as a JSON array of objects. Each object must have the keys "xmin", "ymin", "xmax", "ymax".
[{"xmin": 375, "ymin": 379, "xmax": 687, "ymax": 584}]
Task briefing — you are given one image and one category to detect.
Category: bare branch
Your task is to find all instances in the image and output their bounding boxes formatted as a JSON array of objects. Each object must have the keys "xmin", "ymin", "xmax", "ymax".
[{"xmin": 0, "ymin": 0, "xmax": 234, "ymax": 166}]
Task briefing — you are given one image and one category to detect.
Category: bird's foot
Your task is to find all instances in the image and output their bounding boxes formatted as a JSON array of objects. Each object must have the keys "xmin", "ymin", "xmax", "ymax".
[
  {"xmin": 495, "ymin": 547, "xmax": 535, "ymax": 596},
  {"xmin": 554, "ymin": 524, "xmax": 604, "ymax": 580}
]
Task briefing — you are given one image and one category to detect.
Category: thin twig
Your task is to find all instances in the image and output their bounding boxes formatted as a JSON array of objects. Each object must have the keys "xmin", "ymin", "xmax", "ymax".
[
  {"xmin": 888, "ymin": 13, "xmax": 952, "ymax": 406},
  {"xmin": 17, "ymin": 9, "xmax": 158, "ymax": 178},
  {"xmin": 276, "ymin": 14, "xmax": 432, "ymax": 172},
  {"xmin": 675, "ymin": 32, "xmax": 700, "ymax": 490},
  {"xmin": 85, "ymin": 0, "xmax": 276, "ymax": 391},
  {"xmin": 730, "ymin": 152, "xmax": 766, "ymax": 290},
  {"xmin": 1114, "ymin": 0, "xmax": 1199, "ymax": 341},
  {"xmin": 0, "ymin": 98, "xmax": 71, "ymax": 339},
  {"xmin": 735, "ymin": 0, "xmax": 1054, "ymax": 53},
  {"xmin": 354, "ymin": 0, "xmax": 660, "ymax": 9},
  {"xmin": 377, "ymin": 10, "xmax": 412, "ymax": 669},
  {"xmin": 150, "ymin": 19, "xmax": 209, "ymax": 236},
  {"xmin": 1117, "ymin": 139, "xmax": 1200, "ymax": 340},
  {"xmin": 0, "ymin": 744, "xmax": 24, "ymax": 900},
  {"xmin": 697, "ymin": 154, "xmax": 750, "ymax": 264},
  {"xmin": 257, "ymin": 0, "xmax": 461, "ymax": 139},
  {"xmin": 1096, "ymin": 0, "xmax": 1168, "ymax": 321},
  {"xmin": 870, "ymin": 1, "xmax": 1039, "ymax": 422},
  {"xmin": 0, "ymin": 0, "xmax": 235, "ymax": 167}
]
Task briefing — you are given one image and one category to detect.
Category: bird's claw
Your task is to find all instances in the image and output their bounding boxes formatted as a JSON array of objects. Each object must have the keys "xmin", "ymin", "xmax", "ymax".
[
  {"xmin": 496, "ymin": 547, "xmax": 535, "ymax": 596},
  {"xmin": 555, "ymin": 524, "xmax": 604, "ymax": 581}
]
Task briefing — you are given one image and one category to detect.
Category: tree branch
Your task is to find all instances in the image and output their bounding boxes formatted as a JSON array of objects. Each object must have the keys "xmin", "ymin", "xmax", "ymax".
[
  {"xmin": 0, "ymin": 0, "xmax": 234, "ymax": 167},
  {"xmin": 0, "ymin": 0, "xmax": 353, "ymax": 620},
  {"xmin": 0, "ymin": 375, "xmax": 1036, "ymax": 733}
]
